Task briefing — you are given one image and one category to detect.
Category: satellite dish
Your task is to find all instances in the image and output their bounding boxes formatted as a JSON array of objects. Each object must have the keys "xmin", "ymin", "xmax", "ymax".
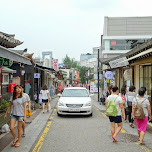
[{"xmin": 124, "ymin": 69, "xmax": 132, "ymax": 81}]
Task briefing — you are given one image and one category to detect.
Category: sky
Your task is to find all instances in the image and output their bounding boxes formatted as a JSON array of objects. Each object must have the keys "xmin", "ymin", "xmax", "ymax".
[{"xmin": 0, "ymin": 0, "xmax": 152, "ymax": 62}]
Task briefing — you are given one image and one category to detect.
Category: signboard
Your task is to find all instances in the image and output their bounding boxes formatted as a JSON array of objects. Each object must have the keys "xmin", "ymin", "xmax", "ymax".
[
  {"xmin": 34, "ymin": 73, "xmax": 40, "ymax": 78},
  {"xmin": 90, "ymin": 82, "xmax": 98, "ymax": 93},
  {"xmin": 0, "ymin": 57, "xmax": 10, "ymax": 66},
  {"xmin": 53, "ymin": 59, "xmax": 58, "ymax": 70},
  {"xmin": 109, "ymin": 57, "xmax": 129, "ymax": 69},
  {"xmin": 0, "ymin": 68, "xmax": 2, "ymax": 98},
  {"xmin": 105, "ymin": 71, "xmax": 113, "ymax": 79}
]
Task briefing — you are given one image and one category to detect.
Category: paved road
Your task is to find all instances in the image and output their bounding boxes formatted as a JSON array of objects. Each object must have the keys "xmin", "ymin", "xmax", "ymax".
[{"xmin": 31, "ymin": 100, "xmax": 151, "ymax": 152}]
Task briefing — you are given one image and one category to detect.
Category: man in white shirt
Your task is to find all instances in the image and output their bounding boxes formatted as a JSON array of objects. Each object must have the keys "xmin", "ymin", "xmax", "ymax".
[{"xmin": 21, "ymin": 85, "xmax": 31, "ymax": 137}]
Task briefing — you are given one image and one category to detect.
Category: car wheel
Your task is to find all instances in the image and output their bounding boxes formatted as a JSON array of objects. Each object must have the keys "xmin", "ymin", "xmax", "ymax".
[
  {"xmin": 89, "ymin": 113, "xmax": 93, "ymax": 117},
  {"xmin": 57, "ymin": 112, "xmax": 61, "ymax": 117}
]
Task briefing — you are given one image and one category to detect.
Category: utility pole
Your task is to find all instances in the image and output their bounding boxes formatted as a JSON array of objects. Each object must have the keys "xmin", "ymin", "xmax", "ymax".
[{"xmin": 98, "ymin": 49, "xmax": 100, "ymax": 102}]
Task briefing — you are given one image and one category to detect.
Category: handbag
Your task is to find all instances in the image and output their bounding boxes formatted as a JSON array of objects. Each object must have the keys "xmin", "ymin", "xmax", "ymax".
[{"xmin": 26, "ymin": 110, "xmax": 32, "ymax": 117}]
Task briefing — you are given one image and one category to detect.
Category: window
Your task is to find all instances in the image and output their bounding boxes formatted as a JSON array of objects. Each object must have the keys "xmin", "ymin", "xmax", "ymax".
[
  {"xmin": 110, "ymin": 39, "xmax": 147, "ymax": 50},
  {"xmin": 62, "ymin": 89, "xmax": 89, "ymax": 97},
  {"xmin": 3, "ymin": 73, "xmax": 9, "ymax": 84}
]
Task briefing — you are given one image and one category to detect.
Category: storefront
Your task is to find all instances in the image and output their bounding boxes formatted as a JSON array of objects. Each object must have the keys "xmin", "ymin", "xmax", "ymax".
[{"xmin": 101, "ymin": 39, "xmax": 152, "ymax": 110}]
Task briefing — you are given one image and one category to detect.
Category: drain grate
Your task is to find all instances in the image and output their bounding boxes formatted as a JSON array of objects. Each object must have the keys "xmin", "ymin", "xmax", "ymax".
[{"xmin": 109, "ymin": 133, "xmax": 139, "ymax": 142}]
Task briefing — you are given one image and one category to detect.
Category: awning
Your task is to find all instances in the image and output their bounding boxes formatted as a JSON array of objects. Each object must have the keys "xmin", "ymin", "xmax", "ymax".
[
  {"xmin": 116, "ymin": 48, "xmax": 152, "ymax": 66},
  {"xmin": 2, "ymin": 66, "xmax": 16, "ymax": 73},
  {"xmin": 0, "ymin": 45, "xmax": 32, "ymax": 65}
]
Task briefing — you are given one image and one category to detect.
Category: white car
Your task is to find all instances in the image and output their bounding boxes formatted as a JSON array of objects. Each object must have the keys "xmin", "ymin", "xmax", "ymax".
[{"xmin": 57, "ymin": 87, "xmax": 93, "ymax": 116}]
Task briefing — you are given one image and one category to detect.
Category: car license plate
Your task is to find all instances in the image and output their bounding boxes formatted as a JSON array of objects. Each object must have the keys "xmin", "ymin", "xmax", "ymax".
[{"xmin": 69, "ymin": 108, "xmax": 80, "ymax": 112}]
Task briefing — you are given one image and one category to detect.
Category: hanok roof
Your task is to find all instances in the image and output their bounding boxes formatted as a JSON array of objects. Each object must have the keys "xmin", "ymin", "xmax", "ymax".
[{"xmin": 0, "ymin": 32, "xmax": 23, "ymax": 48}]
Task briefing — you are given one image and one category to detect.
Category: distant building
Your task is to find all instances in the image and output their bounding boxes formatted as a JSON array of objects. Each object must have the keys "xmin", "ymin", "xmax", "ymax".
[
  {"xmin": 80, "ymin": 57, "xmax": 97, "ymax": 68},
  {"xmin": 42, "ymin": 51, "xmax": 53, "ymax": 68},
  {"xmin": 101, "ymin": 16, "xmax": 152, "ymax": 61},
  {"xmin": 80, "ymin": 53, "xmax": 94, "ymax": 62}
]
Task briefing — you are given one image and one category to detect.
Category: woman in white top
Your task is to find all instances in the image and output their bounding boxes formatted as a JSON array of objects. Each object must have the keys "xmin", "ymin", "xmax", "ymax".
[
  {"xmin": 40, "ymin": 85, "xmax": 50, "ymax": 113},
  {"xmin": 132, "ymin": 88, "xmax": 151, "ymax": 145},
  {"xmin": 106, "ymin": 86, "xmax": 125, "ymax": 142},
  {"xmin": 4, "ymin": 85, "xmax": 26, "ymax": 148}
]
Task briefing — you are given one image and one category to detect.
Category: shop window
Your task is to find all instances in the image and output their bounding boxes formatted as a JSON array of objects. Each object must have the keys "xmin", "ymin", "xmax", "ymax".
[{"xmin": 3, "ymin": 73, "xmax": 9, "ymax": 85}]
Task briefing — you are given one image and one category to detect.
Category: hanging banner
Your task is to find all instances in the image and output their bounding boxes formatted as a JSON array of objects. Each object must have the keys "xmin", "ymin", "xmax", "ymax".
[
  {"xmin": 0, "ymin": 68, "xmax": 2, "ymax": 98},
  {"xmin": 53, "ymin": 59, "xmax": 58, "ymax": 70}
]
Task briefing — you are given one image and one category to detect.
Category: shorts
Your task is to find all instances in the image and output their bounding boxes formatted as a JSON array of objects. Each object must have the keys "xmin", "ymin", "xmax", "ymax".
[
  {"xmin": 42, "ymin": 99, "xmax": 48, "ymax": 103},
  {"xmin": 11, "ymin": 115, "xmax": 24, "ymax": 122},
  {"xmin": 109, "ymin": 116, "xmax": 122, "ymax": 123}
]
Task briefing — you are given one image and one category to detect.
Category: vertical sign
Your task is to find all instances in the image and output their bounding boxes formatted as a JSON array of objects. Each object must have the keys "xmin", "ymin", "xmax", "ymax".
[
  {"xmin": 0, "ymin": 68, "xmax": 2, "ymax": 98},
  {"xmin": 53, "ymin": 59, "xmax": 58, "ymax": 70}
]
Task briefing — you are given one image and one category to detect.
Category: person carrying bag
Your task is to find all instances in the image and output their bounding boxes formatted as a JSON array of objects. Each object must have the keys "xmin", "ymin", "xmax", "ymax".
[{"xmin": 132, "ymin": 87, "xmax": 151, "ymax": 145}]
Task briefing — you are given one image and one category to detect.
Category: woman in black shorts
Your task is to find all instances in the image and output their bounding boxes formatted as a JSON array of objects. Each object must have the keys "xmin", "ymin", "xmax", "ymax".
[{"xmin": 106, "ymin": 86, "xmax": 125, "ymax": 142}]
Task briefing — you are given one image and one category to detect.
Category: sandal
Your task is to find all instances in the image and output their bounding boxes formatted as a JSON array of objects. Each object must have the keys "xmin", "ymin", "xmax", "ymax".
[
  {"xmin": 11, "ymin": 139, "xmax": 18, "ymax": 147},
  {"xmin": 15, "ymin": 142, "xmax": 20, "ymax": 148},
  {"xmin": 112, "ymin": 136, "xmax": 117, "ymax": 142},
  {"xmin": 130, "ymin": 124, "xmax": 134, "ymax": 128},
  {"xmin": 139, "ymin": 142, "xmax": 145, "ymax": 145}
]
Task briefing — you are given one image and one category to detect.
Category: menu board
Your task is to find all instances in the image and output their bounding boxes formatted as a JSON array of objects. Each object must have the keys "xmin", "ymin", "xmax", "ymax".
[{"xmin": 0, "ymin": 68, "xmax": 2, "ymax": 98}]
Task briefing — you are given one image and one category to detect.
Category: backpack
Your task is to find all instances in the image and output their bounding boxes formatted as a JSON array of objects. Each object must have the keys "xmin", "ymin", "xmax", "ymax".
[
  {"xmin": 106, "ymin": 96, "xmax": 118, "ymax": 117},
  {"xmin": 134, "ymin": 98, "xmax": 146, "ymax": 120}
]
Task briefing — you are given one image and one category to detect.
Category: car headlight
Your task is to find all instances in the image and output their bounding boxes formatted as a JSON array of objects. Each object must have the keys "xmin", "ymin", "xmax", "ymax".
[
  {"xmin": 85, "ymin": 102, "xmax": 92, "ymax": 106},
  {"xmin": 58, "ymin": 101, "xmax": 64, "ymax": 106}
]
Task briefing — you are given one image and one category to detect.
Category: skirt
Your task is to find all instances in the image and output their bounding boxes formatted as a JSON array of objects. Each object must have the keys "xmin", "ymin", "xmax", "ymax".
[{"xmin": 135, "ymin": 116, "xmax": 148, "ymax": 132}]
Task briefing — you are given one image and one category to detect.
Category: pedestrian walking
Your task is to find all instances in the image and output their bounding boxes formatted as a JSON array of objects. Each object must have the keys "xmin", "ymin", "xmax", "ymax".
[
  {"xmin": 120, "ymin": 84, "xmax": 127, "ymax": 122},
  {"xmin": 132, "ymin": 87, "xmax": 151, "ymax": 145},
  {"xmin": 106, "ymin": 85, "xmax": 113, "ymax": 99},
  {"xmin": 40, "ymin": 85, "xmax": 50, "ymax": 113},
  {"xmin": 126, "ymin": 85, "xmax": 136, "ymax": 128},
  {"xmin": 50, "ymin": 85, "xmax": 55, "ymax": 97},
  {"xmin": 106, "ymin": 86, "xmax": 125, "ymax": 142},
  {"xmin": 21, "ymin": 85, "xmax": 31, "ymax": 137},
  {"xmin": 4, "ymin": 85, "xmax": 26, "ymax": 148},
  {"xmin": 137, "ymin": 87, "xmax": 148, "ymax": 99},
  {"xmin": 57, "ymin": 81, "xmax": 64, "ymax": 93}
]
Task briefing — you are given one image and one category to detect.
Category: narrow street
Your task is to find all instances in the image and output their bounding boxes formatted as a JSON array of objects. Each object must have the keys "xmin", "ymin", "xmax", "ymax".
[{"xmin": 31, "ymin": 96, "xmax": 152, "ymax": 152}]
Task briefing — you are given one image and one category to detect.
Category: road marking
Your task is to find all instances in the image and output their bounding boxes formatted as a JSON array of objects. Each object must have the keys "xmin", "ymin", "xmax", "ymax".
[
  {"xmin": 32, "ymin": 120, "xmax": 52, "ymax": 152},
  {"xmin": 135, "ymin": 142, "xmax": 151, "ymax": 152},
  {"xmin": 32, "ymin": 111, "xmax": 56, "ymax": 152},
  {"xmin": 94, "ymin": 105, "xmax": 151, "ymax": 152}
]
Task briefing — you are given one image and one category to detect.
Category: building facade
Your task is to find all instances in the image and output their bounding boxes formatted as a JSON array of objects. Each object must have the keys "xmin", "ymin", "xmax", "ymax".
[{"xmin": 101, "ymin": 16, "xmax": 152, "ymax": 60}]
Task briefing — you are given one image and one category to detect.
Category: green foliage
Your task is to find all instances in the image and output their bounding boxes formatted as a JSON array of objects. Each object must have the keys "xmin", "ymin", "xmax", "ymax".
[
  {"xmin": 79, "ymin": 66, "xmax": 86, "ymax": 84},
  {"xmin": 63, "ymin": 55, "xmax": 88, "ymax": 84},
  {"xmin": 0, "ymin": 99, "xmax": 10, "ymax": 111},
  {"xmin": 63, "ymin": 54, "xmax": 71, "ymax": 64}
]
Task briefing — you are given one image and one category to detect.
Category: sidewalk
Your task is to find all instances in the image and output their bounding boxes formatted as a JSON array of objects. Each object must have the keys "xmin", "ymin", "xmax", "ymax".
[
  {"xmin": 91, "ymin": 94, "xmax": 152, "ymax": 150},
  {"xmin": 1, "ymin": 97, "xmax": 58, "ymax": 152}
]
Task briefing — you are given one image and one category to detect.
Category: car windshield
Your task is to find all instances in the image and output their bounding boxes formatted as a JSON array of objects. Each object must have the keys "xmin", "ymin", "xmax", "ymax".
[{"xmin": 62, "ymin": 89, "xmax": 89, "ymax": 97}]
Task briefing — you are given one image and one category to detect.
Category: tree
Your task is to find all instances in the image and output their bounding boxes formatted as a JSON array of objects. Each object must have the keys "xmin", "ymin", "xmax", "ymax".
[
  {"xmin": 79, "ymin": 66, "xmax": 86, "ymax": 84},
  {"xmin": 63, "ymin": 54, "xmax": 71, "ymax": 64}
]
